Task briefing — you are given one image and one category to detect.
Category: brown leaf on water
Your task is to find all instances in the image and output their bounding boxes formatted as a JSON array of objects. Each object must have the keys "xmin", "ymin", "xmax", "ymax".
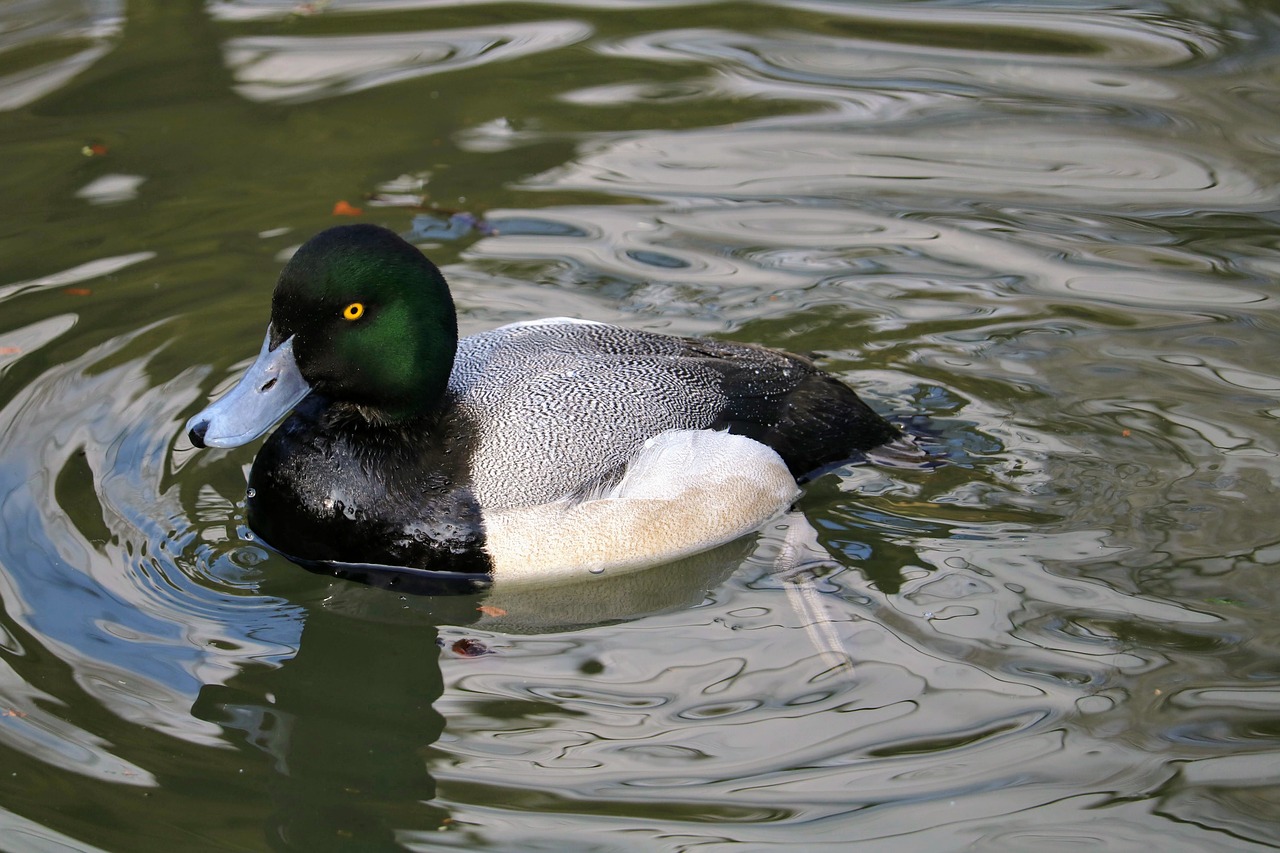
[
  {"xmin": 451, "ymin": 638, "xmax": 493, "ymax": 657},
  {"xmin": 64, "ymin": 288, "xmax": 93, "ymax": 296},
  {"xmin": 332, "ymin": 200, "xmax": 363, "ymax": 217},
  {"xmin": 476, "ymin": 605, "xmax": 507, "ymax": 617},
  {"xmin": 82, "ymin": 142, "xmax": 108, "ymax": 157}
]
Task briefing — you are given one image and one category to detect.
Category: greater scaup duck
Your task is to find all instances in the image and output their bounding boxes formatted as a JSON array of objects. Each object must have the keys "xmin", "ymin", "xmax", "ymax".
[{"xmin": 185, "ymin": 224, "xmax": 900, "ymax": 585}]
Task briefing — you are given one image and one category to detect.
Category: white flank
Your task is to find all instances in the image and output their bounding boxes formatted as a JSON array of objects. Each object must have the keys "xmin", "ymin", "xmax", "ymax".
[{"xmin": 485, "ymin": 430, "xmax": 798, "ymax": 584}]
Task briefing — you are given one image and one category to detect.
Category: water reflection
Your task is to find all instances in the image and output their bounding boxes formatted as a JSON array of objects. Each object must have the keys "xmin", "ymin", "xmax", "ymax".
[
  {"xmin": 193, "ymin": 603, "xmax": 453, "ymax": 850},
  {"xmin": 2, "ymin": 0, "xmax": 1279, "ymax": 848},
  {"xmin": 223, "ymin": 22, "xmax": 592, "ymax": 103},
  {"xmin": 0, "ymin": 0, "xmax": 121, "ymax": 112},
  {"xmin": 529, "ymin": 125, "xmax": 1273, "ymax": 210},
  {"xmin": 0, "ymin": 318, "xmax": 296, "ymax": 762}
]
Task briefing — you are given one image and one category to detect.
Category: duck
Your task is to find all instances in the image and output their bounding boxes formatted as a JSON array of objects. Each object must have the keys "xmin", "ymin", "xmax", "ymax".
[{"xmin": 185, "ymin": 224, "xmax": 901, "ymax": 586}]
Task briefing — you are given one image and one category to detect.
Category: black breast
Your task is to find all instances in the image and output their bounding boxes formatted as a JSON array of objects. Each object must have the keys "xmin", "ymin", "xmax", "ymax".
[{"xmin": 245, "ymin": 396, "xmax": 490, "ymax": 573}]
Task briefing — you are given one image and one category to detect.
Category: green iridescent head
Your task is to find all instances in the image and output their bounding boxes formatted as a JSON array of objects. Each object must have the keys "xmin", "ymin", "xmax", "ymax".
[{"xmin": 270, "ymin": 224, "xmax": 458, "ymax": 421}]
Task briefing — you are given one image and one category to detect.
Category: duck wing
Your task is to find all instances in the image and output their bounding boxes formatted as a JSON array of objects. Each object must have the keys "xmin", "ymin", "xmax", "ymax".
[{"xmin": 449, "ymin": 320, "xmax": 896, "ymax": 507}]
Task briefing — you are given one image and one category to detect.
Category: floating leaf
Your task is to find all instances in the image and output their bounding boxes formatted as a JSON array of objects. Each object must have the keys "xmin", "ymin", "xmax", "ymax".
[
  {"xmin": 477, "ymin": 604, "xmax": 507, "ymax": 617},
  {"xmin": 82, "ymin": 142, "xmax": 108, "ymax": 157},
  {"xmin": 64, "ymin": 287, "xmax": 93, "ymax": 296},
  {"xmin": 450, "ymin": 638, "xmax": 493, "ymax": 657},
  {"xmin": 332, "ymin": 200, "xmax": 363, "ymax": 217}
]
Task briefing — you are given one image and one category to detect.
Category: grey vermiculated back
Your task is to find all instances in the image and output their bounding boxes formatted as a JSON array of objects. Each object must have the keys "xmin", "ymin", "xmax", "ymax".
[
  {"xmin": 446, "ymin": 320, "xmax": 888, "ymax": 509},
  {"xmin": 450, "ymin": 321, "xmax": 728, "ymax": 507}
]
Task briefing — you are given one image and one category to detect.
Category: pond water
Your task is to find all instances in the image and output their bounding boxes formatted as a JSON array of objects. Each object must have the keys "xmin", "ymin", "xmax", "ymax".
[{"xmin": 1, "ymin": 0, "xmax": 1278, "ymax": 850}]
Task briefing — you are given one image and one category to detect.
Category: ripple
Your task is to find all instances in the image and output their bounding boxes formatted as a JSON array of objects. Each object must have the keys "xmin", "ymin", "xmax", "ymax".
[
  {"xmin": 789, "ymin": 2, "xmax": 1225, "ymax": 66},
  {"xmin": 223, "ymin": 21, "xmax": 592, "ymax": 103},
  {"xmin": 530, "ymin": 125, "xmax": 1274, "ymax": 210},
  {"xmin": 0, "ymin": 1, "xmax": 121, "ymax": 112},
  {"xmin": 468, "ymin": 201, "xmax": 1269, "ymax": 349},
  {"xmin": 210, "ymin": 0, "xmax": 711, "ymax": 21},
  {"xmin": 0, "ymin": 655, "xmax": 156, "ymax": 786},
  {"xmin": 1172, "ymin": 687, "xmax": 1280, "ymax": 713},
  {"xmin": 598, "ymin": 17, "xmax": 1203, "ymax": 121},
  {"xmin": 605, "ymin": 11, "xmax": 1212, "ymax": 70},
  {"xmin": 0, "ymin": 252, "xmax": 155, "ymax": 302},
  {"xmin": 0, "ymin": 319, "xmax": 303, "ymax": 751},
  {"xmin": 432, "ymin": 511, "xmax": 1203, "ymax": 821},
  {"xmin": 0, "ymin": 808, "xmax": 114, "ymax": 853},
  {"xmin": 2, "ymin": 0, "xmax": 1279, "ymax": 847}
]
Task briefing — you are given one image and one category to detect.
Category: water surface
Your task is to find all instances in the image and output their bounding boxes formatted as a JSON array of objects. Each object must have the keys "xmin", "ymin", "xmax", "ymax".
[{"xmin": 1, "ymin": 1, "xmax": 1278, "ymax": 850}]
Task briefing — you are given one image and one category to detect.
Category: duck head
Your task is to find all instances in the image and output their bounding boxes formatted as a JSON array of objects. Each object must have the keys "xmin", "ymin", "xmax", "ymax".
[{"xmin": 186, "ymin": 224, "xmax": 458, "ymax": 448}]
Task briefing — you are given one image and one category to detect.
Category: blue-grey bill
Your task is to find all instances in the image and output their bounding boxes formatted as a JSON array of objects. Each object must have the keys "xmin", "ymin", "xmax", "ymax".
[{"xmin": 185, "ymin": 331, "xmax": 311, "ymax": 449}]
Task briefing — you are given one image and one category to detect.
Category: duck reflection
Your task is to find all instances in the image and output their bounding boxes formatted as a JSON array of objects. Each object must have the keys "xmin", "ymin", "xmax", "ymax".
[
  {"xmin": 193, "ymin": 598, "xmax": 454, "ymax": 851},
  {"xmin": 190, "ymin": 539, "xmax": 749, "ymax": 850}
]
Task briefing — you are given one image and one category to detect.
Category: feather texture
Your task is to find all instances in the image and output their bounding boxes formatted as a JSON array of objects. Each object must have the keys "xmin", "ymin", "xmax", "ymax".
[{"xmin": 450, "ymin": 319, "xmax": 899, "ymax": 508}]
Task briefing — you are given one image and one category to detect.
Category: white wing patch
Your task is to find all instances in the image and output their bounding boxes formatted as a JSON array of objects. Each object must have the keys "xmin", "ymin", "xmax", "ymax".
[{"xmin": 484, "ymin": 430, "xmax": 799, "ymax": 584}]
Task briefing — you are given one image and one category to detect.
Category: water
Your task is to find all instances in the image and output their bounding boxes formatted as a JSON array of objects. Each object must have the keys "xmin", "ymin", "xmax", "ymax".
[{"xmin": 1, "ymin": 0, "xmax": 1278, "ymax": 850}]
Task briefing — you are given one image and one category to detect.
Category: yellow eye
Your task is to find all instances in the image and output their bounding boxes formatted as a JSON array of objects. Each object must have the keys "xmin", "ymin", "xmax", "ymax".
[{"xmin": 342, "ymin": 302, "xmax": 365, "ymax": 321}]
